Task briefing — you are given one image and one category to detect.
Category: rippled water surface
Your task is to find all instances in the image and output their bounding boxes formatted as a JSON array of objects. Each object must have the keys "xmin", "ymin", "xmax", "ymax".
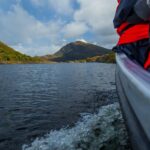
[{"xmin": 0, "ymin": 63, "xmax": 117, "ymax": 150}]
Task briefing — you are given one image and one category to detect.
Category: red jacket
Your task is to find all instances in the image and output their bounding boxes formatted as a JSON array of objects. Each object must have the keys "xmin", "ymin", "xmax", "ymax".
[
  {"xmin": 116, "ymin": 0, "xmax": 149, "ymax": 45},
  {"xmin": 117, "ymin": 23, "xmax": 149, "ymax": 45}
]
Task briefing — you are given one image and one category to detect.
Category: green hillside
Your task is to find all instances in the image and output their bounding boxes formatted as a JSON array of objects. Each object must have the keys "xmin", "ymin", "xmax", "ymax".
[
  {"xmin": 0, "ymin": 41, "xmax": 41, "ymax": 64},
  {"xmin": 81, "ymin": 52, "xmax": 115, "ymax": 63}
]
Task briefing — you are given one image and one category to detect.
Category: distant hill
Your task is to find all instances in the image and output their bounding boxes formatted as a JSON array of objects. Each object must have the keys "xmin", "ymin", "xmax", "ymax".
[
  {"xmin": 0, "ymin": 40, "xmax": 115, "ymax": 64},
  {"xmin": 0, "ymin": 41, "xmax": 41, "ymax": 64},
  {"xmin": 52, "ymin": 41, "xmax": 111, "ymax": 62},
  {"xmin": 76, "ymin": 52, "xmax": 116, "ymax": 63}
]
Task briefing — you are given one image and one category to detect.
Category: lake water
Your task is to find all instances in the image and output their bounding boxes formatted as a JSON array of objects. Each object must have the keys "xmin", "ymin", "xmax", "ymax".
[{"xmin": 0, "ymin": 63, "xmax": 129, "ymax": 150}]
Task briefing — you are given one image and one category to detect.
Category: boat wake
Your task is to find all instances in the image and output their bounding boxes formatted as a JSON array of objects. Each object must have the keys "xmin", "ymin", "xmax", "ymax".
[{"xmin": 22, "ymin": 103, "xmax": 130, "ymax": 150}]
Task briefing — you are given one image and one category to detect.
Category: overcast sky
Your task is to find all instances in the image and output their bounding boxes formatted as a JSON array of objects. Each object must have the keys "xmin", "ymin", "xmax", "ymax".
[{"xmin": 0, "ymin": 0, "xmax": 118, "ymax": 56}]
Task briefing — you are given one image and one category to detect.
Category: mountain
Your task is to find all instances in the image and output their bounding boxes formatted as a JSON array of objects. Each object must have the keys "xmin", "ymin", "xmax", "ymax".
[
  {"xmin": 0, "ymin": 41, "xmax": 41, "ymax": 64},
  {"xmin": 0, "ymin": 40, "xmax": 115, "ymax": 64},
  {"xmin": 52, "ymin": 41, "xmax": 111, "ymax": 62}
]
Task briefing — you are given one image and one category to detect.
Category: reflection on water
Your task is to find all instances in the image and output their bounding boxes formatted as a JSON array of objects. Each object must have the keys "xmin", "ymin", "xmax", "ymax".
[{"xmin": 0, "ymin": 63, "xmax": 118, "ymax": 150}]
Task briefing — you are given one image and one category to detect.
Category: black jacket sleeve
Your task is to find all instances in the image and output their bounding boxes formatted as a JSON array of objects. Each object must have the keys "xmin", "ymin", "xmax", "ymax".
[{"xmin": 113, "ymin": 0, "xmax": 137, "ymax": 28}]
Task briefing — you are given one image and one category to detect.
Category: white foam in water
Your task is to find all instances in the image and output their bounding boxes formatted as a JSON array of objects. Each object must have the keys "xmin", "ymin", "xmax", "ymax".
[{"xmin": 22, "ymin": 103, "xmax": 130, "ymax": 150}]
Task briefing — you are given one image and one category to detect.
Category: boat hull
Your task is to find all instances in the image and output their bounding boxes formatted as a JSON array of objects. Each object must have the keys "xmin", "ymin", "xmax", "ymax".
[{"xmin": 116, "ymin": 53, "xmax": 150, "ymax": 150}]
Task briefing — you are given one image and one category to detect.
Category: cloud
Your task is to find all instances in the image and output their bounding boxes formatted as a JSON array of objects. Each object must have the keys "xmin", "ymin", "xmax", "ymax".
[
  {"xmin": 0, "ymin": 0, "xmax": 118, "ymax": 56},
  {"xmin": 31, "ymin": 0, "xmax": 74, "ymax": 15},
  {"xmin": 73, "ymin": 0, "xmax": 118, "ymax": 47},
  {"xmin": 48, "ymin": 0, "xmax": 74, "ymax": 15},
  {"xmin": 31, "ymin": 0, "xmax": 44, "ymax": 7},
  {"xmin": 0, "ymin": 4, "xmax": 64, "ymax": 55},
  {"xmin": 12, "ymin": 43, "xmax": 62, "ymax": 56},
  {"xmin": 64, "ymin": 22, "xmax": 88, "ymax": 38},
  {"xmin": 75, "ymin": 0, "xmax": 117, "ymax": 30}
]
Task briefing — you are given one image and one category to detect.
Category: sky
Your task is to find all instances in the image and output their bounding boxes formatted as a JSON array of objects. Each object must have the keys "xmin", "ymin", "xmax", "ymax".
[{"xmin": 0, "ymin": 0, "xmax": 118, "ymax": 56}]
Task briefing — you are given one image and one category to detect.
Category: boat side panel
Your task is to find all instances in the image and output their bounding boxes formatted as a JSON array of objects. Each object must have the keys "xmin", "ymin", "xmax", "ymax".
[
  {"xmin": 116, "ymin": 66, "xmax": 150, "ymax": 150},
  {"xmin": 116, "ymin": 54, "xmax": 150, "ymax": 150}
]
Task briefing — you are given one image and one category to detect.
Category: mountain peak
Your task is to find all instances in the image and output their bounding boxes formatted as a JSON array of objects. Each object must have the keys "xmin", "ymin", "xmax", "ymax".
[
  {"xmin": 73, "ymin": 41, "xmax": 88, "ymax": 46},
  {"xmin": 75, "ymin": 39, "xmax": 88, "ymax": 44},
  {"xmin": 54, "ymin": 41, "xmax": 110, "ymax": 61}
]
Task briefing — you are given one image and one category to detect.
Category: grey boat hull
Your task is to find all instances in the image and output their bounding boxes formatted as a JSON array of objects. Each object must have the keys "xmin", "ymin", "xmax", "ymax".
[{"xmin": 116, "ymin": 54, "xmax": 150, "ymax": 150}]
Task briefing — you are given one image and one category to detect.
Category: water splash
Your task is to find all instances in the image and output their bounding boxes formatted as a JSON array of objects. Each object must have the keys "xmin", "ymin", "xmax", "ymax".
[{"xmin": 22, "ymin": 103, "xmax": 130, "ymax": 150}]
